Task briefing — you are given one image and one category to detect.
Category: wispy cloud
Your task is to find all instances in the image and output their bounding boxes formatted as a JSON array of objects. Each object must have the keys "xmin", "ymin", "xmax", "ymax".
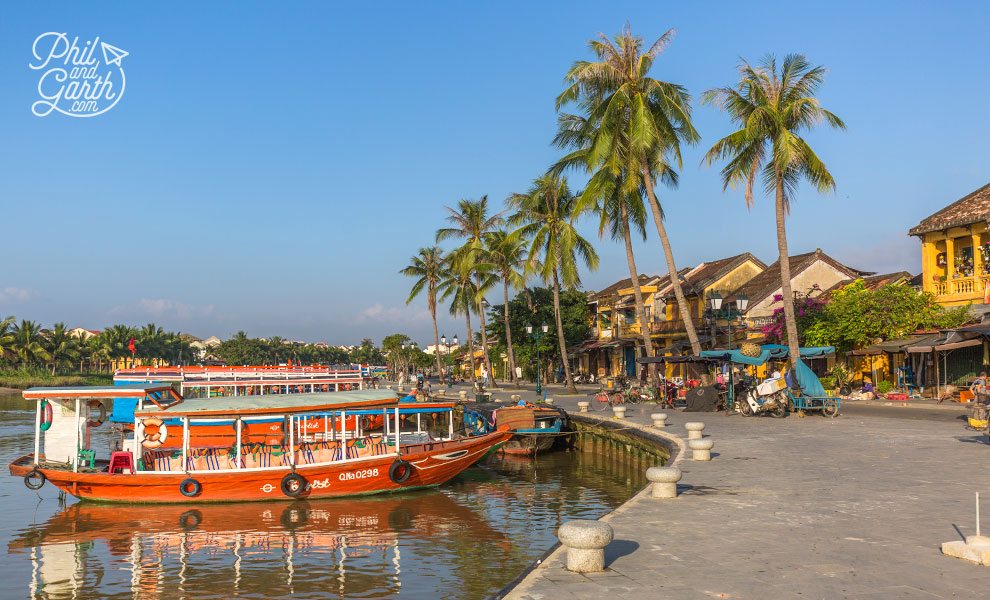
[
  {"xmin": 356, "ymin": 303, "xmax": 431, "ymax": 324},
  {"xmin": 0, "ymin": 287, "xmax": 34, "ymax": 303},
  {"xmin": 110, "ymin": 298, "xmax": 216, "ymax": 320}
]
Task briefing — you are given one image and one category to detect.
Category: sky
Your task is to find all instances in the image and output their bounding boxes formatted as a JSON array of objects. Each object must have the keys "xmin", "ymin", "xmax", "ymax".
[{"xmin": 1, "ymin": 1, "xmax": 988, "ymax": 347}]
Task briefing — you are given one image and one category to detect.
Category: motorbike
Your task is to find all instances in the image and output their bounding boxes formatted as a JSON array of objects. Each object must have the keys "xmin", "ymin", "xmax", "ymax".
[{"xmin": 735, "ymin": 375, "xmax": 788, "ymax": 418}]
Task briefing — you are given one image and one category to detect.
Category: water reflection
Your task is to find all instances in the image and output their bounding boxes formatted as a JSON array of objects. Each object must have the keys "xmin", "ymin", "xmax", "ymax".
[{"xmin": 2, "ymin": 393, "xmax": 653, "ymax": 599}]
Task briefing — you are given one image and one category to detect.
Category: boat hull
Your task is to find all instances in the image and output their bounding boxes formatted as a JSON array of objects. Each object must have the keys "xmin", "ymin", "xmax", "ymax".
[
  {"xmin": 499, "ymin": 433, "xmax": 557, "ymax": 455},
  {"xmin": 9, "ymin": 431, "xmax": 510, "ymax": 504}
]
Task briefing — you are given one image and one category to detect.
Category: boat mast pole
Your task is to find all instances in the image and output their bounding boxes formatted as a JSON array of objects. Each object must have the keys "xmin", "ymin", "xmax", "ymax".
[
  {"xmin": 33, "ymin": 399, "xmax": 41, "ymax": 466},
  {"xmin": 448, "ymin": 409, "xmax": 454, "ymax": 439},
  {"xmin": 182, "ymin": 417, "xmax": 189, "ymax": 471},
  {"xmin": 73, "ymin": 397, "xmax": 81, "ymax": 472},
  {"xmin": 235, "ymin": 417, "xmax": 242, "ymax": 468},
  {"xmin": 289, "ymin": 415, "xmax": 295, "ymax": 466},
  {"xmin": 394, "ymin": 406, "xmax": 400, "ymax": 454}
]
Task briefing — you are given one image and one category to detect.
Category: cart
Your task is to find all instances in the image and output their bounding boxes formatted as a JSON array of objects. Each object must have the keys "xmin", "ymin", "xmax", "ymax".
[{"xmin": 786, "ymin": 389, "xmax": 840, "ymax": 418}]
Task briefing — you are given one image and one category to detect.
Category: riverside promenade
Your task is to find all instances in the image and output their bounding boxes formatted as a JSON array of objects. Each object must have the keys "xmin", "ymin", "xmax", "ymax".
[{"xmin": 445, "ymin": 382, "xmax": 989, "ymax": 600}]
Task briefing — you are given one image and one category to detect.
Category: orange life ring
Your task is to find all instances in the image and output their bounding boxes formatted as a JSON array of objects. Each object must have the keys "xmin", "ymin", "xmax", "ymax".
[{"xmin": 141, "ymin": 417, "xmax": 168, "ymax": 449}]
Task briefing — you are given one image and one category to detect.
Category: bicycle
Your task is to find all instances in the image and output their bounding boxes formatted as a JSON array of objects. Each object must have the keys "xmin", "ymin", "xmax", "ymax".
[{"xmin": 595, "ymin": 383, "xmax": 625, "ymax": 407}]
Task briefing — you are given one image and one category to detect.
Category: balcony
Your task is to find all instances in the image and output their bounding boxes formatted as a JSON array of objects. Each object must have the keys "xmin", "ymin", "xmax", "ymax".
[
  {"xmin": 932, "ymin": 275, "xmax": 990, "ymax": 304},
  {"xmin": 618, "ymin": 318, "xmax": 704, "ymax": 338}
]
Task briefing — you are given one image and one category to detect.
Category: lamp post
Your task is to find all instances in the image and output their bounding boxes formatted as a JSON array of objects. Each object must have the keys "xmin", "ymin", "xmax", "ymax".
[
  {"xmin": 705, "ymin": 290, "xmax": 749, "ymax": 409},
  {"xmin": 526, "ymin": 323, "xmax": 549, "ymax": 398}
]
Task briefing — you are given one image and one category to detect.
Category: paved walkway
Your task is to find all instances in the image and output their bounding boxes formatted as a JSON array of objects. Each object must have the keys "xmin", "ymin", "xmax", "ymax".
[{"xmin": 431, "ymin": 382, "xmax": 990, "ymax": 600}]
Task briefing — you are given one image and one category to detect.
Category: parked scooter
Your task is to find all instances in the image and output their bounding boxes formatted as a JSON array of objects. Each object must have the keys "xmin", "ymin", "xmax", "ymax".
[{"xmin": 735, "ymin": 374, "xmax": 788, "ymax": 418}]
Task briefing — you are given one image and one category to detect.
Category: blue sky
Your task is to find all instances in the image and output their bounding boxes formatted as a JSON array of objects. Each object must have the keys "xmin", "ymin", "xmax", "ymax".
[{"xmin": 1, "ymin": 1, "xmax": 988, "ymax": 346}]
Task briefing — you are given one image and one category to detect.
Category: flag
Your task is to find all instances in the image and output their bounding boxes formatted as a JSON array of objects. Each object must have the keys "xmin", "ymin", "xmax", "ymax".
[{"xmin": 128, "ymin": 337, "xmax": 136, "ymax": 355}]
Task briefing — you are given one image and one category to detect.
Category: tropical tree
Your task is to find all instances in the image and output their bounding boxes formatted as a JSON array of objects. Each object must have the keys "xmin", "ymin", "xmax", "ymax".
[
  {"xmin": 10, "ymin": 319, "xmax": 50, "ymax": 367},
  {"xmin": 0, "ymin": 315, "xmax": 14, "ymax": 360},
  {"xmin": 702, "ymin": 54, "xmax": 846, "ymax": 364},
  {"xmin": 556, "ymin": 25, "xmax": 702, "ymax": 354},
  {"xmin": 100, "ymin": 324, "xmax": 136, "ymax": 370},
  {"xmin": 436, "ymin": 197, "xmax": 504, "ymax": 387},
  {"xmin": 509, "ymin": 173, "xmax": 599, "ymax": 394},
  {"xmin": 438, "ymin": 250, "xmax": 480, "ymax": 385},
  {"xmin": 400, "ymin": 246, "xmax": 448, "ymax": 377},
  {"xmin": 483, "ymin": 229, "xmax": 529, "ymax": 387},
  {"xmin": 43, "ymin": 322, "xmax": 77, "ymax": 375}
]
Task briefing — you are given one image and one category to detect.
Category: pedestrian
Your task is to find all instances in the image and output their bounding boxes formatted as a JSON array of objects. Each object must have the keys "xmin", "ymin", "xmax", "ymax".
[
  {"xmin": 481, "ymin": 365, "xmax": 489, "ymax": 388},
  {"xmin": 424, "ymin": 378, "xmax": 432, "ymax": 398},
  {"xmin": 969, "ymin": 371, "xmax": 987, "ymax": 404}
]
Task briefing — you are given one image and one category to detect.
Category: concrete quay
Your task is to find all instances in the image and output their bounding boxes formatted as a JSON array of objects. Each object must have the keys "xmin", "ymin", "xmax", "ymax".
[{"xmin": 445, "ymin": 382, "xmax": 990, "ymax": 600}]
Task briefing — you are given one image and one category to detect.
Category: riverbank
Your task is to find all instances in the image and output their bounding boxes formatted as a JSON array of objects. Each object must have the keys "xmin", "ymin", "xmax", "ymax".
[
  {"xmin": 475, "ymin": 384, "xmax": 989, "ymax": 599},
  {"xmin": 0, "ymin": 371, "xmax": 112, "ymax": 390}
]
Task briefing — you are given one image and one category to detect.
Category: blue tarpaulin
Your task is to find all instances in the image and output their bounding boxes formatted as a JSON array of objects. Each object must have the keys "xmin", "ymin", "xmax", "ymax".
[{"xmin": 699, "ymin": 345, "xmax": 833, "ymax": 395}]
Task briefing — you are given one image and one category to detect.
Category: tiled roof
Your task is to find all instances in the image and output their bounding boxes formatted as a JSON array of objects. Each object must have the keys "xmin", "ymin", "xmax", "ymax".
[
  {"xmin": 820, "ymin": 271, "xmax": 914, "ymax": 296},
  {"xmin": 589, "ymin": 274, "xmax": 658, "ymax": 300},
  {"xmin": 726, "ymin": 249, "xmax": 862, "ymax": 309},
  {"xmin": 656, "ymin": 252, "xmax": 766, "ymax": 299},
  {"xmin": 909, "ymin": 182, "xmax": 990, "ymax": 236}
]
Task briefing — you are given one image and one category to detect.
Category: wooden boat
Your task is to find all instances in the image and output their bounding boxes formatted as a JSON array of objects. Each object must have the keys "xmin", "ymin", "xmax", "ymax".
[
  {"xmin": 9, "ymin": 385, "xmax": 511, "ymax": 503},
  {"xmin": 461, "ymin": 401, "xmax": 570, "ymax": 455}
]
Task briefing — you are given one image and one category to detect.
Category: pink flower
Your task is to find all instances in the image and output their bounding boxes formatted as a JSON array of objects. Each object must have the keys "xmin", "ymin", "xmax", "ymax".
[{"xmin": 773, "ymin": 294, "xmax": 783, "ymax": 302}]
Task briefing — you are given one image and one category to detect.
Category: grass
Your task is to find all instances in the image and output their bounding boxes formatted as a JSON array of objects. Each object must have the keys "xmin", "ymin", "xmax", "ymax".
[{"xmin": 0, "ymin": 370, "xmax": 113, "ymax": 390}]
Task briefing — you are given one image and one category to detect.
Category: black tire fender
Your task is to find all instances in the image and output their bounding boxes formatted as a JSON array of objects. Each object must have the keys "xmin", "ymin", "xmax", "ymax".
[
  {"xmin": 179, "ymin": 478, "xmax": 202, "ymax": 497},
  {"xmin": 281, "ymin": 472, "xmax": 307, "ymax": 497},
  {"xmin": 388, "ymin": 458, "xmax": 413, "ymax": 484},
  {"xmin": 24, "ymin": 469, "xmax": 46, "ymax": 490}
]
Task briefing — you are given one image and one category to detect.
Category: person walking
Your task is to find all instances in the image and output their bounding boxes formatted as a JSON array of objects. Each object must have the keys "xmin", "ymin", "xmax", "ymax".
[{"xmin": 969, "ymin": 371, "xmax": 987, "ymax": 404}]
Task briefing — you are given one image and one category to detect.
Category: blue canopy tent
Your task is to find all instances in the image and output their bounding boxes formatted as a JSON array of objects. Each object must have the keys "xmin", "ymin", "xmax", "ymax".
[{"xmin": 699, "ymin": 345, "xmax": 834, "ymax": 398}]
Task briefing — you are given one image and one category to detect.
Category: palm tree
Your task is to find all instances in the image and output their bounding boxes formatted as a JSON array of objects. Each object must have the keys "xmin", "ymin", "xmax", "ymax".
[
  {"xmin": 509, "ymin": 173, "xmax": 599, "ymax": 394},
  {"xmin": 438, "ymin": 250, "xmax": 481, "ymax": 385},
  {"xmin": 10, "ymin": 319, "xmax": 50, "ymax": 367},
  {"xmin": 0, "ymin": 315, "xmax": 15, "ymax": 360},
  {"xmin": 44, "ymin": 322, "xmax": 76, "ymax": 375},
  {"xmin": 138, "ymin": 323, "xmax": 164, "ymax": 366},
  {"xmin": 436, "ymin": 197, "xmax": 505, "ymax": 387},
  {"xmin": 557, "ymin": 25, "xmax": 702, "ymax": 354},
  {"xmin": 702, "ymin": 54, "xmax": 845, "ymax": 364},
  {"xmin": 400, "ymin": 246, "xmax": 449, "ymax": 378},
  {"xmin": 101, "ymin": 324, "xmax": 135, "ymax": 371},
  {"xmin": 483, "ymin": 229, "xmax": 529, "ymax": 387}
]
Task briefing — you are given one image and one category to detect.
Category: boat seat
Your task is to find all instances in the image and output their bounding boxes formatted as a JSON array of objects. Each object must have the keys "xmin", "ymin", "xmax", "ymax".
[{"xmin": 109, "ymin": 451, "xmax": 134, "ymax": 474}]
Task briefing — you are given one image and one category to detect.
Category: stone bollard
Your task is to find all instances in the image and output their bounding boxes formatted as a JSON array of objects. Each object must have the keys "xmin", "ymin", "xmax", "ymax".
[
  {"xmin": 689, "ymin": 438, "xmax": 714, "ymax": 461},
  {"xmin": 577, "ymin": 401, "xmax": 590, "ymax": 413},
  {"xmin": 386, "ymin": 385, "xmax": 392, "ymax": 390},
  {"xmin": 545, "ymin": 397, "xmax": 554, "ymax": 405},
  {"xmin": 651, "ymin": 413, "xmax": 668, "ymax": 428},
  {"xmin": 557, "ymin": 520, "xmax": 614, "ymax": 573},
  {"xmin": 511, "ymin": 394, "xmax": 521, "ymax": 402},
  {"xmin": 458, "ymin": 391, "xmax": 468, "ymax": 401},
  {"xmin": 684, "ymin": 422, "xmax": 705, "ymax": 439},
  {"xmin": 397, "ymin": 385, "xmax": 405, "ymax": 393},
  {"xmin": 646, "ymin": 466, "xmax": 682, "ymax": 498},
  {"xmin": 613, "ymin": 405, "xmax": 627, "ymax": 419}
]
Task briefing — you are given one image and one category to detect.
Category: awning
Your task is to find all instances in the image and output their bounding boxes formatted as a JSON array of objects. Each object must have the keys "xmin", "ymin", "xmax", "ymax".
[
  {"xmin": 849, "ymin": 333, "xmax": 940, "ymax": 356},
  {"xmin": 934, "ymin": 338, "xmax": 982, "ymax": 351}
]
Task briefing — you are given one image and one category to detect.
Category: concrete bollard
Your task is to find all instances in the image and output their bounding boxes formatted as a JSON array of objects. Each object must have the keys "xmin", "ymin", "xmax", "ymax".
[
  {"xmin": 386, "ymin": 385, "xmax": 392, "ymax": 390},
  {"xmin": 397, "ymin": 385, "xmax": 405, "ymax": 393},
  {"xmin": 651, "ymin": 413, "xmax": 668, "ymax": 428},
  {"xmin": 458, "ymin": 390, "xmax": 468, "ymax": 401},
  {"xmin": 613, "ymin": 405, "xmax": 627, "ymax": 419},
  {"xmin": 577, "ymin": 401, "xmax": 590, "ymax": 413},
  {"xmin": 689, "ymin": 438, "xmax": 714, "ymax": 461},
  {"xmin": 511, "ymin": 394, "xmax": 521, "ymax": 402},
  {"xmin": 545, "ymin": 397, "xmax": 554, "ymax": 405},
  {"xmin": 557, "ymin": 520, "xmax": 614, "ymax": 573},
  {"xmin": 646, "ymin": 466, "xmax": 682, "ymax": 498},
  {"xmin": 684, "ymin": 422, "xmax": 705, "ymax": 439}
]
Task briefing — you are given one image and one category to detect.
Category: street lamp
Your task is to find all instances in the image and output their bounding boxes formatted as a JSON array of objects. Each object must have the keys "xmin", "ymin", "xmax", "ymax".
[{"xmin": 526, "ymin": 323, "xmax": 549, "ymax": 397}]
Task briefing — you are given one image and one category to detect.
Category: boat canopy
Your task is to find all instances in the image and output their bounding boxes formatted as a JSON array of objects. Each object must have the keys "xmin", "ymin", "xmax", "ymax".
[
  {"xmin": 23, "ymin": 383, "xmax": 177, "ymax": 399},
  {"xmin": 135, "ymin": 389, "xmax": 400, "ymax": 418}
]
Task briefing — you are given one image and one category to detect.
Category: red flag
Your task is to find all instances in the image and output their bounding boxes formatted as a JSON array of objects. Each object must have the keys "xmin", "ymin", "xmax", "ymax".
[{"xmin": 128, "ymin": 337, "xmax": 136, "ymax": 355}]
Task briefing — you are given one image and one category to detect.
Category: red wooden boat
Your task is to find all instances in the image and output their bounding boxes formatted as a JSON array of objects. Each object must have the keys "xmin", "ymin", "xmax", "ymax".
[{"xmin": 9, "ymin": 385, "xmax": 511, "ymax": 503}]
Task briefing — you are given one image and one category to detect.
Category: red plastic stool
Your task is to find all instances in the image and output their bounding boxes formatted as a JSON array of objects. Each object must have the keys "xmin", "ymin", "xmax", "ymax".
[{"xmin": 109, "ymin": 451, "xmax": 134, "ymax": 474}]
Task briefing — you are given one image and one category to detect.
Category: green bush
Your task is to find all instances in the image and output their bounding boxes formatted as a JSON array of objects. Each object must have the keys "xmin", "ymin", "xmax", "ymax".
[
  {"xmin": 819, "ymin": 376, "xmax": 836, "ymax": 390},
  {"xmin": 876, "ymin": 380, "xmax": 894, "ymax": 394}
]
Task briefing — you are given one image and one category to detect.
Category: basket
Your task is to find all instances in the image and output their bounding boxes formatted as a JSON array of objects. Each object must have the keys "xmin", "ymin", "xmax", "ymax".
[
  {"xmin": 740, "ymin": 342, "xmax": 761, "ymax": 357},
  {"xmin": 968, "ymin": 404, "xmax": 988, "ymax": 429}
]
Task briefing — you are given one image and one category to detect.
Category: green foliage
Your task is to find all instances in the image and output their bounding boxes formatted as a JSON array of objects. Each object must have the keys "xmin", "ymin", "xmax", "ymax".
[
  {"xmin": 818, "ymin": 376, "xmax": 835, "ymax": 390},
  {"xmin": 213, "ymin": 335, "xmax": 348, "ymax": 366},
  {"xmin": 348, "ymin": 338, "xmax": 386, "ymax": 366},
  {"xmin": 876, "ymin": 380, "xmax": 894, "ymax": 394},
  {"xmin": 830, "ymin": 364, "xmax": 850, "ymax": 385},
  {"xmin": 800, "ymin": 281, "xmax": 971, "ymax": 352},
  {"xmin": 487, "ymin": 286, "xmax": 590, "ymax": 376}
]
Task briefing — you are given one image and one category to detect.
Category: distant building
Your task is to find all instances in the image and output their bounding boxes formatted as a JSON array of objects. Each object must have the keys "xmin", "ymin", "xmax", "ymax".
[{"xmin": 68, "ymin": 327, "xmax": 100, "ymax": 340}]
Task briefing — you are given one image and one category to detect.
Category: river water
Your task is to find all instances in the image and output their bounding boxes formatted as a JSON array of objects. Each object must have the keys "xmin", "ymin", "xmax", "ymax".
[{"xmin": 0, "ymin": 392, "xmax": 653, "ymax": 599}]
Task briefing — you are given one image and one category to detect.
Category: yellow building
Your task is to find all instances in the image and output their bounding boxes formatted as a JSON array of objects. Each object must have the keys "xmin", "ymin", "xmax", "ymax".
[{"xmin": 909, "ymin": 182, "xmax": 990, "ymax": 307}]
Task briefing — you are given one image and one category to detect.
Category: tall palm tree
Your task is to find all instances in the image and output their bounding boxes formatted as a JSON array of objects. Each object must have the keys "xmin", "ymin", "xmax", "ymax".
[
  {"xmin": 400, "ymin": 246, "xmax": 448, "ymax": 377},
  {"xmin": 436, "ymin": 197, "xmax": 505, "ymax": 387},
  {"xmin": 509, "ymin": 173, "xmax": 599, "ymax": 394},
  {"xmin": 10, "ymin": 319, "xmax": 50, "ymax": 367},
  {"xmin": 702, "ymin": 54, "xmax": 845, "ymax": 364},
  {"xmin": 438, "ymin": 250, "xmax": 480, "ymax": 385},
  {"xmin": 44, "ymin": 322, "xmax": 76, "ymax": 375},
  {"xmin": 557, "ymin": 25, "xmax": 702, "ymax": 354},
  {"xmin": 101, "ymin": 324, "xmax": 135, "ymax": 371},
  {"xmin": 138, "ymin": 323, "xmax": 165, "ymax": 366},
  {"xmin": 0, "ymin": 315, "xmax": 15, "ymax": 360},
  {"xmin": 483, "ymin": 229, "xmax": 529, "ymax": 387}
]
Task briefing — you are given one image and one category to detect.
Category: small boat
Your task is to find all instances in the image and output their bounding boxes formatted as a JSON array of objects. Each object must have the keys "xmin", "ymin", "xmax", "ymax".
[
  {"xmin": 461, "ymin": 401, "xmax": 569, "ymax": 455},
  {"xmin": 9, "ymin": 385, "xmax": 511, "ymax": 503}
]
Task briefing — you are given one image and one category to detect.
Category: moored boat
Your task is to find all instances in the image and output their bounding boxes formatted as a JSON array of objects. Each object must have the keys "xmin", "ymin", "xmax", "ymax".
[
  {"xmin": 461, "ymin": 401, "xmax": 570, "ymax": 455},
  {"xmin": 9, "ymin": 385, "xmax": 511, "ymax": 503}
]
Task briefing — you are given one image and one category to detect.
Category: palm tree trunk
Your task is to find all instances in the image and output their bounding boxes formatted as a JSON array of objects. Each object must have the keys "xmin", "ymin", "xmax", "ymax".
[
  {"xmin": 430, "ymin": 300, "xmax": 443, "ymax": 379},
  {"xmin": 503, "ymin": 280, "xmax": 519, "ymax": 387},
  {"xmin": 464, "ymin": 306, "xmax": 476, "ymax": 386},
  {"xmin": 475, "ymin": 275, "xmax": 497, "ymax": 388},
  {"xmin": 775, "ymin": 163, "xmax": 802, "ymax": 378},
  {"xmin": 552, "ymin": 267, "xmax": 577, "ymax": 394},
  {"xmin": 643, "ymin": 162, "xmax": 701, "ymax": 355},
  {"xmin": 621, "ymin": 201, "xmax": 657, "ymax": 387}
]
